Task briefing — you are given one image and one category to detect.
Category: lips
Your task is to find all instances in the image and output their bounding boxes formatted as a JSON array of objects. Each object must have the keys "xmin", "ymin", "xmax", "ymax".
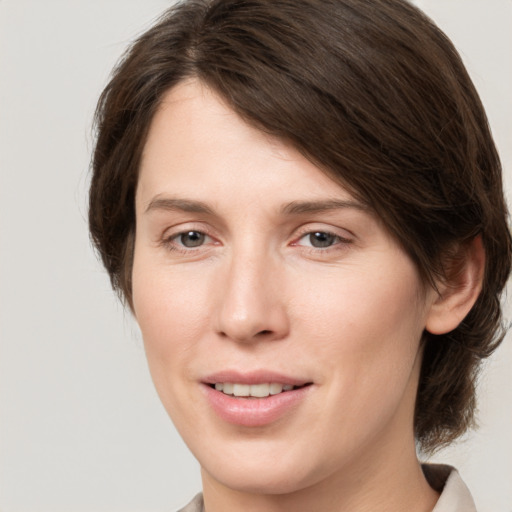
[{"xmin": 202, "ymin": 371, "xmax": 312, "ymax": 426}]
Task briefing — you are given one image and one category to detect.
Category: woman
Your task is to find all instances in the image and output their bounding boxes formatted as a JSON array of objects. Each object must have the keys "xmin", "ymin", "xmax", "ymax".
[{"xmin": 89, "ymin": 0, "xmax": 511, "ymax": 510}]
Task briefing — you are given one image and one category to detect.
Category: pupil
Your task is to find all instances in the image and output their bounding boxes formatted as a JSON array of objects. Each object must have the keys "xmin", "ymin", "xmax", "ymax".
[
  {"xmin": 181, "ymin": 231, "xmax": 204, "ymax": 247},
  {"xmin": 310, "ymin": 232, "xmax": 335, "ymax": 248}
]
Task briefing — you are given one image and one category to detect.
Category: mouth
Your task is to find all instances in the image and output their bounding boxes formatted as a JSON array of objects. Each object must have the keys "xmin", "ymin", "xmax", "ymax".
[
  {"xmin": 202, "ymin": 374, "xmax": 313, "ymax": 426},
  {"xmin": 209, "ymin": 382, "xmax": 311, "ymax": 398}
]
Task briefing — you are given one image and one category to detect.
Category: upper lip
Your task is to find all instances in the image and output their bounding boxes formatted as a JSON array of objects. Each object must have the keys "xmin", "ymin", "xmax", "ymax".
[{"xmin": 202, "ymin": 370, "xmax": 311, "ymax": 387}]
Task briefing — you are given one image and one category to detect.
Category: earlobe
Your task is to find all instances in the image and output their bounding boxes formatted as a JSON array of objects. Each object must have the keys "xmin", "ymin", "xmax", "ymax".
[{"xmin": 425, "ymin": 236, "xmax": 485, "ymax": 335}]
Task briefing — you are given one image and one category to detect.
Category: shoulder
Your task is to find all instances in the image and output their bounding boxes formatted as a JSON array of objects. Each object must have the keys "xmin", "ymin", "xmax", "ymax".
[{"xmin": 423, "ymin": 464, "xmax": 477, "ymax": 512}]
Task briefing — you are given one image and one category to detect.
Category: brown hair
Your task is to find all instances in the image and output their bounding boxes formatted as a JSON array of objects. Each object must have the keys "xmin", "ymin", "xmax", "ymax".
[{"xmin": 89, "ymin": 0, "xmax": 511, "ymax": 452}]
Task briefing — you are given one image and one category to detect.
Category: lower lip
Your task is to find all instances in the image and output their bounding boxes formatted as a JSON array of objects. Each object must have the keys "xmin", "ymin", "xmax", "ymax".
[{"xmin": 203, "ymin": 384, "xmax": 311, "ymax": 427}]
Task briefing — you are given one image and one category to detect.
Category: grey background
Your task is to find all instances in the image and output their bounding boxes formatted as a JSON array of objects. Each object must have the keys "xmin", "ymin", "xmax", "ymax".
[{"xmin": 0, "ymin": 1, "xmax": 510, "ymax": 511}]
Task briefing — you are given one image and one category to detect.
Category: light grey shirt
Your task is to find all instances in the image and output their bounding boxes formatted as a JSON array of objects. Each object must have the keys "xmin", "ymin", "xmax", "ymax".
[
  {"xmin": 427, "ymin": 465, "xmax": 477, "ymax": 512},
  {"xmin": 177, "ymin": 465, "xmax": 476, "ymax": 512}
]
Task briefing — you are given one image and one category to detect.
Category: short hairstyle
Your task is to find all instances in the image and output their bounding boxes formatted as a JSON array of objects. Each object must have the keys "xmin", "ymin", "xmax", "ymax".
[{"xmin": 89, "ymin": 0, "xmax": 511, "ymax": 452}]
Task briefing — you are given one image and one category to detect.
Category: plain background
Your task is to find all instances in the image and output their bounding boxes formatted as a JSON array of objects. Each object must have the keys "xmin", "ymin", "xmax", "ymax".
[{"xmin": 0, "ymin": 1, "xmax": 511, "ymax": 511}]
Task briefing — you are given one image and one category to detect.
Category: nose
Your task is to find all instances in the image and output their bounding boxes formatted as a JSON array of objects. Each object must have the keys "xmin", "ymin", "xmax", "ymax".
[{"xmin": 215, "ymin": 250, "xmax": 290, "ymax": 343}]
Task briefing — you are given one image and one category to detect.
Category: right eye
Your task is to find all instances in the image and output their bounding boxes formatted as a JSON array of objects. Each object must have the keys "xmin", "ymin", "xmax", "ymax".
[{"xmin": 172, "ymin": 231, "xmax": 210, "ymax": 248}]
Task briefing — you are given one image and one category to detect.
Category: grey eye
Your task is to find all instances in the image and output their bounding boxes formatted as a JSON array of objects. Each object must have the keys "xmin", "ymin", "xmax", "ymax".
[
  {"xmin": 308, "ymin": 232, "xmax": 338, "ymax": 248},
  {"xmin": 179, "ymin": 231, "xmax": 206, "ymax": 247}
]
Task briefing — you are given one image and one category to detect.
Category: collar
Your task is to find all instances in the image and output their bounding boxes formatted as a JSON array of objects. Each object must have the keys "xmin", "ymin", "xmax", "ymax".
[{"xmin": 424, "ymin": 464, "xmax": 477, "ymax": 512}]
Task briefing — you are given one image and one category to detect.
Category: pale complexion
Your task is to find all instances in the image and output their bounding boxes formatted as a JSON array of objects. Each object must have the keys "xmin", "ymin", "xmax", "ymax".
[{"xmin": 132, "ymin": 80, "xmax": 481, "ymax": 512}]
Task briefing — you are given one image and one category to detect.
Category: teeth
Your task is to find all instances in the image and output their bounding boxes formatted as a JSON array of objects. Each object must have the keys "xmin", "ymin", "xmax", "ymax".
[
  {"xmin": 233, "ymin": 384, "xmax": 250, "ymax": 396},
  {"xmin": 213, "ymin": 382, "xmax": 299, "ymax": 397},
  {"xmin": 251, "ymin": 383, "xmax": 272, "ymax": 397},
  {"xmin": 270, "ymin": 383, "xmax": 283, "ymax": 395}
]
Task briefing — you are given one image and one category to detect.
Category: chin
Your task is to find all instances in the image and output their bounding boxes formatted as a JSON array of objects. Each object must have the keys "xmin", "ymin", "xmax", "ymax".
[
  {"xmin": 196, "ymin": 439, "xmax": 333, "ymax": 497},
  {"xmin": 203, "ymin": 462, "xmax": 315, "ymax": 496}
]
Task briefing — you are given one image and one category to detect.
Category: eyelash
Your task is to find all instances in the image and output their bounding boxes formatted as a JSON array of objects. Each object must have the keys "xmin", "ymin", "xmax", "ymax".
[
  {"xmin": 160, "ymin": 228, "xmax": 217, "ymax": 254},
  {"xmin": 292, "ymin": 229, "xmax": 352, "ymax": 252},
  {"xmin": 160, "ymin": 227, "xmax": 353, "ymax": 255}
]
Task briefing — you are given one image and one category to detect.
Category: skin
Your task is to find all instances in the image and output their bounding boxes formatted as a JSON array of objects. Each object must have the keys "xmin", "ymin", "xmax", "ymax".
[{"xmin": 131, "ymin": 80, "xmax": 478, "ymax": 511}]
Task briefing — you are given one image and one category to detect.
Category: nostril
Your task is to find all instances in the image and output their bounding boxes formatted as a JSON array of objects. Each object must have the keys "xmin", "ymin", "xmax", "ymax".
[{"xmin": 257, "ymin": 330, "xmax": 272, "ymax": 336}]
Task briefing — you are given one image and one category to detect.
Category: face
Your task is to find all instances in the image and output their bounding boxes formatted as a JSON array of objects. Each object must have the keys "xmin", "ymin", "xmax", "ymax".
[{"xmin": 132, "ymin": 80, "xmax": 437, "ymax": 495}]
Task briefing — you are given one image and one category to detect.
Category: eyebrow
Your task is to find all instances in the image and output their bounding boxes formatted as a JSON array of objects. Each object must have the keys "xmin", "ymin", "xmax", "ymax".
[
  {"xmin": 144, "ymin": 196, "xmax": 368, "ymax": 216},
  {"xmin": 145, "ymin": 197, "xmax": 215, "ymax": 215},
  {"xmin": 280, "ymin": 199, "xmax": 368, "ymax": 215}
]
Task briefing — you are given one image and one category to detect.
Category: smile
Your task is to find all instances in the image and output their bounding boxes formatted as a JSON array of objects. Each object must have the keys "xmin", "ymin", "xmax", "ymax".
[
  {"xmin": 204, "ymin": 376, "xmax": 313, "ymax": 426},
  {"xmin": 212, "ymin": 382, "xmax": 302, "ymax": 397}
]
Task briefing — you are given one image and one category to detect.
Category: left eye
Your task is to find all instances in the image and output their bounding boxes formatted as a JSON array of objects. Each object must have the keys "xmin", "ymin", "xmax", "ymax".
[
  {"xmin": 173, "ymin": 231, "xmax": 209, "ymax": 248},
  {"xmin": 297, "ymin": 231, "xmax": 342, "ymax": 248}
]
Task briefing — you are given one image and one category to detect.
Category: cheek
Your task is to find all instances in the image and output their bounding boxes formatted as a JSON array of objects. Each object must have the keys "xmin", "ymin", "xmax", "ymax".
[
  {"xmin": 294, "ymin": 262, "xmax": 425, "ymax": 346},
  {"xmin": 131, "ymin": 261, "xmax": 217, "ymax": 439},
  {"xmin": 131, "ymin": 253, "xmax": 214, "ymax": 386},
  {"xmin": 295, "ymin": 262, "xmax": 426, "ymax": 406}
]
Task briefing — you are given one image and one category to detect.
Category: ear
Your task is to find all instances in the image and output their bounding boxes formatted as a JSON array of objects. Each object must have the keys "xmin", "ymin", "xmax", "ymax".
[{"xmin": 425, "ymin": 236, "xmax": 485, "ymax": 335}]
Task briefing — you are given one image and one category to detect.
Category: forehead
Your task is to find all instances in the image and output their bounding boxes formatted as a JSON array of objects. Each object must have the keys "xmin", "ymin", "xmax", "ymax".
[{"xmin": 137, "ymin": 79, "xmax": 358, "ymax": 212}]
